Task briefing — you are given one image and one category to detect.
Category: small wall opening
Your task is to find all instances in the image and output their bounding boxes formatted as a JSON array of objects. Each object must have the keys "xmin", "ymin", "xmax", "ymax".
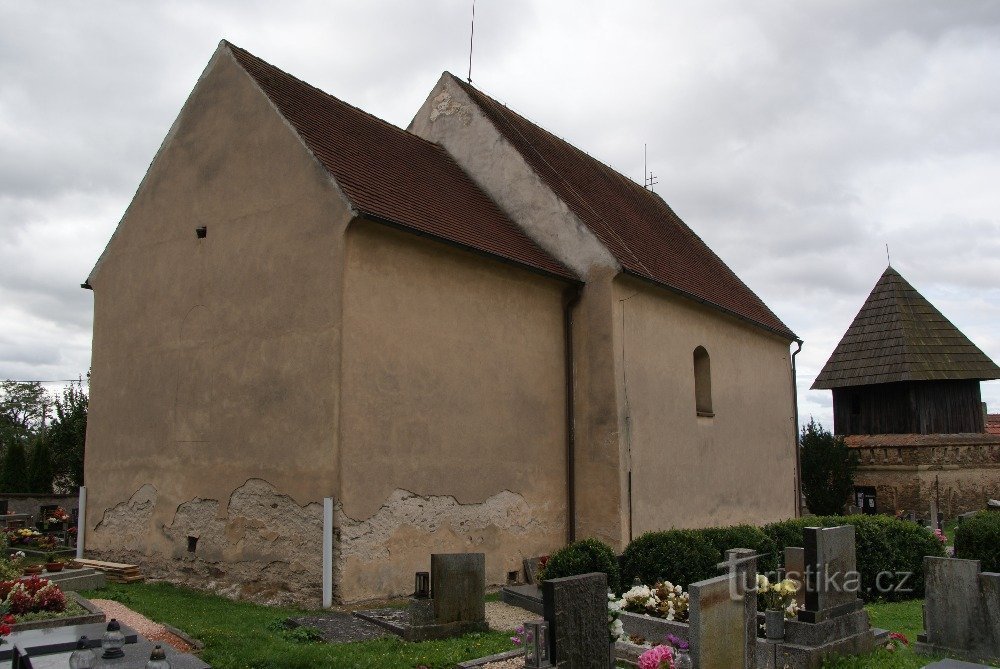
[
  {"xmin": 195, "ymin": 226, "xmax": 207, "ymax": 239},
  {"xmin": 693, "ymin": 346, "xmax": 713, "ymax": 417},
  {"xmin": 187, "ymin": 536, "xmax": 198, "ymax": 553}
]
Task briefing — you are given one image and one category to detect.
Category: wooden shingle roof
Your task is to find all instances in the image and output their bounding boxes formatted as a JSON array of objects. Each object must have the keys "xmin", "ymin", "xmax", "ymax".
[
  {"xmin": 449, "ymin": 76, "xmax": 796, "ymax": 340},
  {"xmin": 811, "ymin": 267, "xmax": 1000, "ymax": 389},
  {"xmin": 224, "ymin": 43, "xmax": 575, "ymax": 282}
]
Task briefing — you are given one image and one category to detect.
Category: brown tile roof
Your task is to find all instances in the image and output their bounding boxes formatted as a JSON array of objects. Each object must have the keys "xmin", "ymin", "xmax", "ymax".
[
  {"xmin": 987, "ymin": 414, "xmax": 1000, "ymax": 436},
  {"xmin": 812, "ymin": 267, "xmax": 1000, "ymax": 389},
  {"xmin": 223, "ymin": 42, "xmax": 575, "ymax": 281},
  {"xmin": 449, "ymin": 75, "xmax": 795, "ymax": 340}
]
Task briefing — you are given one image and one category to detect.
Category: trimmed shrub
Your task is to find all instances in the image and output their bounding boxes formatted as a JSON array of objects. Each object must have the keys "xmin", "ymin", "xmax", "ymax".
[
  {"xmin": 620, "ymin": 530, "xmax": 719, "ymax": 589},
  {"xmin": 763, "ymin": 514, "xmax": 945, "ymax": 601},
  {"xmin": 955, "ymin": 512, "xmax": 1000, "ymax": 573},
  {"xmin": 800, "ymin": 418, "xmax": 857, "ymax": 515},
  {"xmin": 698, "ymin": 525, "xmax": 780, "ymax": 575},
  {"xmin": 541, "ymin": 538, "xmax": 620, "ymax": 593}
]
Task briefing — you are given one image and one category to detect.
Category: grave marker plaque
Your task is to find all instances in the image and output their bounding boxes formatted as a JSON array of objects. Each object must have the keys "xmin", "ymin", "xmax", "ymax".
[
  {"xmin": 542, "ymin": 573, "xmax": 608, "ymax": 669},
  {"xmin": 801, "ymin": 525, "xmax": 862, "ymax": 623},
  {"xmin": 689, "ymin": 573, "xmax": 747, "ymax": 669},
  {"xmin": 431, "ymin": 553, "xmax": 485, "ymax": 624}
]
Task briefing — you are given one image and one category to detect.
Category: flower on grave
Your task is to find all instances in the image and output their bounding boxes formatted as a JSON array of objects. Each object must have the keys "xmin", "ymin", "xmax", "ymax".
[
  {"xmin": 885, "ymin": 631, "xmax": 909, "ymax": 651},
  {"xmin": 756, "ymin": 573, "xmax": 800, "ymax": 613},
  {"xmin": 666, "ymin": 633, "xmax": 689, "ymax": 652},
  {"xmin": 933, "ymin": 528, "xmax": 947, "ymax": 544},
  {"xmin": 653, "ymin": 581, "xmax": 689, "ymax": 622},
  {"xmin": 510, "ymin": 624, "xmax": 532, "ymax": 647},
  {"xmin": 637, "ymin": 643, "xmax": 674, "ymax": 669}
]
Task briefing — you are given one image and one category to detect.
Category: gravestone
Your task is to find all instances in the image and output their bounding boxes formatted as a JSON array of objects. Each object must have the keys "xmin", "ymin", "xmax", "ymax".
[
  {"xmin": 800, "ymin": 526, "xmax": 863, "ymax": 623},
  {"xmin": 431, "ymin": 553, "xmax": 486, "ymax": 625},
  {"xmin": 784, "ymin": 546, "xmax": 807, "ymax": 610},
  {"xmin": 542, "ymin": 572, "xmax": 608, "ymax": 669},
  {"xmin": 354, "ymin": 552, "xmax": 487, "ymax": 641},
  {"xmin": 689, "ymin": 570, "xmax": 749, "ymax": 669},
  {"xmin": 915, "ymin": 556, "xmax": 1000, "ymax": 664}
]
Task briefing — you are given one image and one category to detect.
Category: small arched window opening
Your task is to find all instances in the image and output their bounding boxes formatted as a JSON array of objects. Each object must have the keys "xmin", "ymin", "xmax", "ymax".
[{"xmin": 693, "ymin": 346, "xmax": 713, "ymax": 417}]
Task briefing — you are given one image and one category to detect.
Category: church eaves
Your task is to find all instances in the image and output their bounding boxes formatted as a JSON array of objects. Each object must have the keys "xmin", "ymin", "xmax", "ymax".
[{"xmin": 812, "ymin": 267, "xmax": 1000, "ymax": 389}]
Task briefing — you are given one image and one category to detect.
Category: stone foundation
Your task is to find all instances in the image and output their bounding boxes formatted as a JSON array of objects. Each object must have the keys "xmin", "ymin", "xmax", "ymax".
[{"xmin": 847, "ymin": 434, "xmax": 1000, "ymax": 516}]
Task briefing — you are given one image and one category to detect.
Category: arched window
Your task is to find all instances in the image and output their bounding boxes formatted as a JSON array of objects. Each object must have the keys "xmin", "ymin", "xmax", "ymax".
[{"xmin": 693, "ymin": 346, "xmax": 713, "ymax": 417}]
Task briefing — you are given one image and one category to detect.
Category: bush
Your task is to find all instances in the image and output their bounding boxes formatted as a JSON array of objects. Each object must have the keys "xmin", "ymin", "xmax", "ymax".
[
  {"xmin": 620, "ymin": 530, "xmax": 719, "ymax": 589},
  {"xmin": 955, "ymin": 512, "xmax": 1000, "ymax": 573},
  {"xmin": 541, "ymin": 538, "xmax": 620, "ymax": 593},
  {"xmin": 763, "ymin": 514, "xmax": 945, "ymax": 601},
  {"xmin": 800, "ymin": 418, "xmax": 857, "ymax": 515},
  {"xmin": 698, "ymin": 525, "xmax": 780, "ymax": 575}
]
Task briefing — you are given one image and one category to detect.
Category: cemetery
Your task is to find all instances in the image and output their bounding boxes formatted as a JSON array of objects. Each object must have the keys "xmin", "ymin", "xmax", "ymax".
[
  {"xmin": 0, "ymin": 487, "xmax": 998, "ymax": 666},
  {"xmin": 0, "ymin": 491, "xmax": 996, "ymax": 667}
]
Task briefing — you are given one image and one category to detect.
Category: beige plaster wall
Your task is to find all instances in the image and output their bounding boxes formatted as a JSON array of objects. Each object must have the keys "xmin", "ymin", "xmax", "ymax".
[
  {"xmin": 613, "ymin": 277, "xmax": 797, "ymax": 534},
  {"xmin": 338, "ymin": 220, "xmax": 569, "ymax": 601},
  {"xmin": 85, "ymin": 46, "xmax": 352, "ymax": 600},
  {"xmin": 409, "ymin": 75, "xmax": 629, "ymax": 549}
]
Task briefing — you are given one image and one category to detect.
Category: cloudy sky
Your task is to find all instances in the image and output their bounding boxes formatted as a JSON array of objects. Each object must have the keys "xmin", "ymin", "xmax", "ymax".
[{"xmin": 1, "ymin": 1, "xmax": 998, "ymax": 427}]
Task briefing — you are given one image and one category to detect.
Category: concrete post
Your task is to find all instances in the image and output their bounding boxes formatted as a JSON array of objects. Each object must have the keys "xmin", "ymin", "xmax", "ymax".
[
  {"xmin": 76, "ymin": 486, "xmax": 87, "ymax": 559},
  {"xmin": 323, "ymin": 497, "xmax": 333, "ymax": 608}
]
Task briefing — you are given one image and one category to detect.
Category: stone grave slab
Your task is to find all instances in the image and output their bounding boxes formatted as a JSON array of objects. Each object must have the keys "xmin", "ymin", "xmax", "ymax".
[
  {"xmin": 784, "ymin": 546, "xmax": 807, "ymax": 610},
  {"xmin": 921, "ymin": 660, "xmax": 997, "ymax": 669},
  {"xmin": 4, "ymin": 621, "xmax": 138, "ymax": 662},
  {"xmin": 800, "ymin": 526, "xmax": 863, "ymax": 623},
  {"xmin": 916, "ymin": 556, "xmax": 1000, "ymax": 663},
  {"xmin": 689, "ymin": 573, "xmax": 747, "ymax": 669},
  {"xmin": 19, "ymin": 638, "xmax": 209, "ymax": 669},
  {"xmin": 432, "ymin": 553, "xmax": 486, "ymax": 624},
  {"xmin": 542, "ymin": 572, "xmax": 608, "ymax": 669},
  {"xmin": 523, "ymin": 556, "xmax": 544, "ymax": 585},
  {"xmin": 500, "ymin": 584, "xmax": 543, "ymax": 615},
  {"xmin": 286, "ymin": 612, "xmax": 390, "ymax": 643}
]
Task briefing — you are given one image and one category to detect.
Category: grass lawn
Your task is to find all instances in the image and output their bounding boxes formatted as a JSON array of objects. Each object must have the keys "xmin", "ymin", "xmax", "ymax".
[
  {"xmin": 81, "ymin": 582, "xmax": 515, "ymax": 669},
  {"xmin": 77, "ymin": 584, "xmax": 999, "ymax": 669}
]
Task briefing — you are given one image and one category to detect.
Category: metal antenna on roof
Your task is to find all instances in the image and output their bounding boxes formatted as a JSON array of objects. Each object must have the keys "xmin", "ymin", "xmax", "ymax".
[
  {"xmin": 644, "ymin": 144, "xmax": 658, "ymax": 191},
  {"xmin": 886, "ymin": 243, "xmax": 891, "ymax": 267},
  {"xmin": 467, "ymin": 0, "xmax": 476, "ymax": 83}
]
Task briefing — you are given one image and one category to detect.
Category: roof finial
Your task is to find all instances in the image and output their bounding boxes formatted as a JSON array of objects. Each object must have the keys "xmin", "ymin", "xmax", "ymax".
[
  {"xmin": 467, "ymin": 0, "xmax": 476, "ymax": 84},
  {"xmin": 886, "ymin": 243, "xmax": 891, "ymax": 267}
]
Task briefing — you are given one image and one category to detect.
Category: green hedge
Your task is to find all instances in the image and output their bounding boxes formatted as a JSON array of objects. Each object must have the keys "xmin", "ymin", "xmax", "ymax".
[
  {"xmin": 955, "ymin": 511, "xmax": 1000, "ymax": 573},
  {"xmin": 619, "ymin": 530, "xmax": 720, "ymax": 589},
  {"xmin": 763, "ymin": 514, "xmax": 945, "ymax": 601},
  {"xmin": 540, "ymin": 538, "xmax": 620, "ymax": 593}
]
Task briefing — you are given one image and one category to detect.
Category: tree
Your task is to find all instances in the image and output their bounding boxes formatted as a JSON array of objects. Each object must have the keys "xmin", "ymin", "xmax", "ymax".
[
  {"xmin": 0, "ymin": 380, "xmax": 48, "ymax": 452},
  {"xmin": 44, "ymin": 381, "xmax": 87, "ymax": 491},
  {"xmin": 0, "ymin": 440, "xmax": 29, "ymax": 493},
  {"xmin": 800, "ymin": 417, "xmax": 858, "ymax": 516},
  {"xmin": 26, "ymin": 440, "xmax": 54, "ymax": 494}
]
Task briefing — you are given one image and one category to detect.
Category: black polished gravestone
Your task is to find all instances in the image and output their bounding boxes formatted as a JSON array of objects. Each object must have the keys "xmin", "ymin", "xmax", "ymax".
[
  {"xmin": 542, "ymin": 572, "xmax": 609, "ymax": 669},
  {"xmin": 19, "ymin": 638, "xmax": 210, "ymax": 669},
  {"xmin": 3, "ymin": 621, "xmax": 139, "ymax": 665}
]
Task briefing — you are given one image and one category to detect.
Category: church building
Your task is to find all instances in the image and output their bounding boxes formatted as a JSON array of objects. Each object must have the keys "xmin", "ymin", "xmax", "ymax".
[{"xmin": 83, "ymin": 41, "xmax": 800, "ymax": 603}]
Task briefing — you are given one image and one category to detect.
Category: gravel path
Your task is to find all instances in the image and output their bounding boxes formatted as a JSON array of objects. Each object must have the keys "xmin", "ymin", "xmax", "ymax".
[
  {"xmin": 486, "ymin": 600, "xmax": 536, "ymax": 632},
  {"xmin": 90, "ymin": 599, "xmax": 195, "ymax": 653}
]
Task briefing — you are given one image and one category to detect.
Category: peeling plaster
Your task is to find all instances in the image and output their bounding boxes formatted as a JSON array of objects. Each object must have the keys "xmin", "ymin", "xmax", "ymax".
[
  {"xmin": 336, "ymin": 488, "xmax": 542, "ymax": 561},
  {"xmin": 94, "ymin": 484, "xmax": 157, "ymax": 551},
  {"xmin": 428, "ymin": 89, "xmax": 472, "ymax": 126}
]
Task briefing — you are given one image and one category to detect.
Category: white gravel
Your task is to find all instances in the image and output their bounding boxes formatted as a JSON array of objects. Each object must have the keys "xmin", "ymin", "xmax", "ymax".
[{"xmin": 486, "ymin": 600, "xmax": 537, "ymax": 632}]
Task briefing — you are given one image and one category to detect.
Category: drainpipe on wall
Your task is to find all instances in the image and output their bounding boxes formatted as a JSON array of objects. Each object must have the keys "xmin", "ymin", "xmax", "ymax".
[
  {"xmin": 323, "ymin": 497, "xmax": 333, "ymax": 608},
  {"xmin": 76, "ymin": 486, "xmax": 87, "ymax": 560},
  {"xmin": 563, "ymin": 285, "xmax": 583, "ymax": 544},
  {"xmin": 791, "ymin": 340, "xmax": 804, "ymax": 518}
]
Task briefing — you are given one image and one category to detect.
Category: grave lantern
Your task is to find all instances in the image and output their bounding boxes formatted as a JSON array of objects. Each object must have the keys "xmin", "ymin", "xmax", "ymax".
[
  {"xmin": 101, "ymin": 618, "xmax": 126, "ymax": 659},
  {"xmin": 414, "ymin": 571, "xmax": 430, "ymax": 599},
  {"xmin": 523, "ymin": 619, "xmax": 552, "ymax": 668},
  {"xmin": 69, "ymin": 635, "xmax": 98, "ymax": 669},
  {"xmin": 146, "ymin": 644, "xmax": 171, "ymax": 669}
]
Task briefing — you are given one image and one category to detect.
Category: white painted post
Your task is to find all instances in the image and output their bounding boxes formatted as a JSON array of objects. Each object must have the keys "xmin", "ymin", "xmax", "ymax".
[
  {"xmin": 322, "ymin": 497, "xmax": 333, "ymax": 608},
  {"xmin": 76, "ymin": 486, "xmax": 87, "ymax": 560}
]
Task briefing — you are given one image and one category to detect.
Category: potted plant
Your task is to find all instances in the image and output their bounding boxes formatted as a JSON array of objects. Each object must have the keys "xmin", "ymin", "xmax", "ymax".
[
  {"xmin": 23, "ymin": 563, "xmax": 43, "ymax": 576},
  {"xmin": 756, "ymin": 575, "xmax": 800, "ymax": 640},
  {"xmin": 44, "ymin": 553, "xmax": 63, "ymax": 573}
]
